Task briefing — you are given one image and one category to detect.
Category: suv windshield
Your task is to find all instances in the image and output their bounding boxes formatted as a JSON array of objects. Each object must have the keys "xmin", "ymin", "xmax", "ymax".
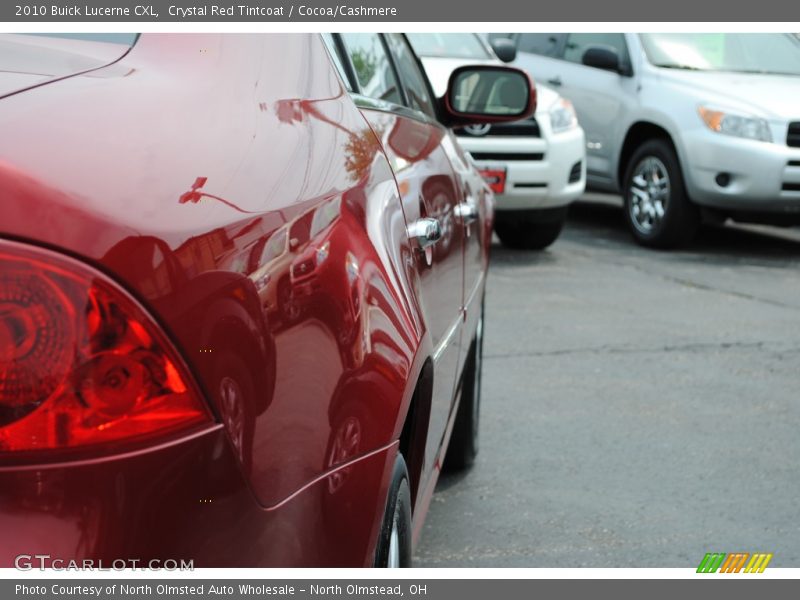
[
  {"xmin": 407, "ymin": 33, "xmax": 491, "ymax": 59},
  {"xmin": 640, "ymin": 33, "xmax": 800, "ymax": 76}
]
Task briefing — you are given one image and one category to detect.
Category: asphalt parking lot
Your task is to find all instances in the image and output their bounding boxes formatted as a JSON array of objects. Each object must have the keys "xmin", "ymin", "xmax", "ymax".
[{"xmin": 414, "ymin": 195, "xmax": 800, "ymax": 567}]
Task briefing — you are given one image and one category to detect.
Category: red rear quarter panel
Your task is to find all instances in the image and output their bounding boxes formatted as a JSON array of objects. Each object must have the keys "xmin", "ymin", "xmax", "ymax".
[{"xmin": 0, "ymin": 34, "xmax": 427, "ymax": 566}]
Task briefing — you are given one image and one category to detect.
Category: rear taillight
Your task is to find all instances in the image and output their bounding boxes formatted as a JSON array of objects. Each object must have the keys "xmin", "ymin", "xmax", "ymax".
[{"xmin": 0, "ymin": 240, "xmax": 211, "ymax": 455}]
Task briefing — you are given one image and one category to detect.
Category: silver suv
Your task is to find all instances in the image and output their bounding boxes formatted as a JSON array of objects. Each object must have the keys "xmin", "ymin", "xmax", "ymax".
[{"xmin": 498, "ymin": 33, "xmax": 800, "ymax": 248}]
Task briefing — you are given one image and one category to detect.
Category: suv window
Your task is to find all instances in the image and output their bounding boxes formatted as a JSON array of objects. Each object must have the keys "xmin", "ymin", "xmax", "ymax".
[
  {"xmin": 261, "ymin": 228, "xmax": 287, "ymax": 264},
  {"xmin": 516, "ymin": 33, "xmax": 565, "ymax": 58},
  {"xmin": 289, "ymin": 211, "xmax": 313, "ymax": 247},
  {"xmin": 310, "ymin": 197, "xmax": 342, "ymax": 238},
  {"xmin": 563, "ymin": 33, "xmax": 629, "ymax": 66},
  {"xmin": 384, "ymin": 34, "xmax": 436, "ymax": 118},
  {"xmin": 340, "ymin": 33, "xmax": 403, "ymax": 105}
]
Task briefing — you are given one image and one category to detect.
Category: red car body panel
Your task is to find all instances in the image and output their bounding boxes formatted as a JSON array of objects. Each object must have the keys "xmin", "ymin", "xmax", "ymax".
[
  {"xmin": 0, "ymin": 33, "xmax": 494, "ymax": 566},
  {"xmin": 0, "ymin": 34, "xmax": 133, "ymax": 98}
]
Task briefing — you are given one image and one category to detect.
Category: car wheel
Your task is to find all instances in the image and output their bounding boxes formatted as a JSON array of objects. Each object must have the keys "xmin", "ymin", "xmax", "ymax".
[
  {"xmin": 494, "ymin": 217, "xmax": 564, "ymax": 250},
  {"xmin": 374, "ymin": 453, "xmax": 412, "ymax": 568},
  {"xmin": 444, "ymin": 310, "xmax": 483, "ymax": 471},
  {"xmin": 213, "ymin": 353, "xmax": 256, "ymax": 476},
  {"xmin": 277, "ymin": 277, "xmax": 300, "ymax": 323},
  {"xmin": 623, "ymin": 138, "xmax": 699, "ymax": 248}
]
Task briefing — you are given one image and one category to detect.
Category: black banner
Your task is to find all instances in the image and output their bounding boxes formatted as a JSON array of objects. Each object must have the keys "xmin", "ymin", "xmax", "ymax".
[
  {"xmin": 4, "ymin": 580, "xmax": 800, "ymax": 600},
  {"xmin": 2, "ymin": 0, "xmax": 798, "ymax": 22}
]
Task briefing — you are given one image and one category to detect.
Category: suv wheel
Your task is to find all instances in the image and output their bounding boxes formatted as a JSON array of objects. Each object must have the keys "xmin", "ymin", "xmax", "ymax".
[
  {"xmin": 623, "ymin": 139, "xmax": 699, "ymax": 248},
  {"xmin": 494, "ymin": 215, "xmax": 565, "ymax": 250}
]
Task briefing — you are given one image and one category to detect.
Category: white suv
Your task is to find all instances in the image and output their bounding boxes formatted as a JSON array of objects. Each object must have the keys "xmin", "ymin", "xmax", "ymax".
[
  {"xmin": 408, "ymin": 33, "xmax": 586, "ymax": 249},
  {"xmin": 500, "ymin": 32, "xmax": 800, "ymax": 248}
]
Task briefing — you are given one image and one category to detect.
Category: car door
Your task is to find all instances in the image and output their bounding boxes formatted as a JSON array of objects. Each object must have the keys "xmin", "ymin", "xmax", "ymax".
[
  {"xmin": 383, "ymin": 32, "xmax": 489, "ymax": 406},
  {"xmin": 333, "ymin": 33, "xmax": 466, "ymax": 500},
  {"xmin": 554, "ymin": 33, "xmax": 637, "ymax": 185},
  {"xmin": 509, "ymin": 32, "xmax": 569, "ymax": 87},
  {"xmin": 513, "ymin": 33, "xmax": 637, "ymax": 187}
]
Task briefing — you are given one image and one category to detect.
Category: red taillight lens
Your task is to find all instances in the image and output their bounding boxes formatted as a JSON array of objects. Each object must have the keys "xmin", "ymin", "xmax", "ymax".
[{"xmin": 0, "ymin": 240, "xmax": 211, "ymax": 455}]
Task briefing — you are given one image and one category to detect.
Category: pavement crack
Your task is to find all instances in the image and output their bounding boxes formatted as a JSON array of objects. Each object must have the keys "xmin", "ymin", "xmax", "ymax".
[
  {"xmin": 567, "ymin": 245, "xmax": 800, "ymax": 312},
  {"xmin": 484, "ymin": 339, "xmax": 798, "ymax": 360},
  {"xmin": 655, "ymin": 273, "xmax": 798, "ymax": 311}
]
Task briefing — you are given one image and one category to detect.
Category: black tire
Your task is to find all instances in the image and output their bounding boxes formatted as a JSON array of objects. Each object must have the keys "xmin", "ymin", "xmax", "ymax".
[
  {"xmin": 622, "ymin": 138, "xmax": 699, "ymax": 248},
  {"xmin": 444, "ymin": 311, "xmax": 484, "ymax": 471},
  {"xmin": 374, "ymin": 453, "xmax": 412, "ymax": 568},
  {"xmin": 494, "ymin": 218, "xmax": 564, "ymax": 250}
]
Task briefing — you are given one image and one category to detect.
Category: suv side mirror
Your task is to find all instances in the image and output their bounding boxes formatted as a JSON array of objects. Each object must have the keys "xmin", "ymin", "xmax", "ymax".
[
  {"xmin": 441, "ymin": 65, "xmax": 536, "ymax": 127},
  {"xmin": 490, "ymin": 38, "xmax": 517, "ymax": 63},
  {"xmin": 582, "ymin": 45, "xmax": 623, "ymax": 73}
]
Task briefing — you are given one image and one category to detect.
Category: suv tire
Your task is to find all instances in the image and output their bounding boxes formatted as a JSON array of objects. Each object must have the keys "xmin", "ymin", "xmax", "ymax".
[
  {"xmin": 623, "ymin": 139, "xmax": 699, "ymax": 248},
  {"xmin": 495, "ymin": 215, "xmax": 565, "ymax": 250}
]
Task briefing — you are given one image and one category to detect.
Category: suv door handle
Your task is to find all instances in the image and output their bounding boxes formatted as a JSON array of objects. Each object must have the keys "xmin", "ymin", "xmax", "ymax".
[
  {"xmin": 547, "ymin": 76, "xmax": 562, "ymax": 87},
  {"xmin": 455, "ymin": 202, "xmax": 479, "ymax": 225},
  {"xmin": 407, "ymin": 217, "xmax": 442, "ymax": 249}
]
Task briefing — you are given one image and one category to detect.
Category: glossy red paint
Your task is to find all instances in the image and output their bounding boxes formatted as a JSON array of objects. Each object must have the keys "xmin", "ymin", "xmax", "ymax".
[
  {"xmin": 0, "ymin": 34, "xmax": 133, "ymax": 98},
  {"xmin": 0, "ymin": 33, "xmax": 512, "ymax": 566}
]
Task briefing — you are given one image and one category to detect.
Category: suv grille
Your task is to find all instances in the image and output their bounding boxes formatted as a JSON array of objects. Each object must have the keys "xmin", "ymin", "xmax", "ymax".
[
  {"xmin": 788, "ymin": 122, "xmax": 800, "ymax": 147},
  {"xmin": 471, "ymin": 152, "xmax": 544, "ymax": 161},
  {"xmin": 455, "ymin": 117, "xmax": 541, "ymax": 138}
]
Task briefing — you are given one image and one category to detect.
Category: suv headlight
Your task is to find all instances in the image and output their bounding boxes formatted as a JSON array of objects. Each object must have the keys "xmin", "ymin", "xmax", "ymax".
[
  {"xmin": 549, "ymin": 98, "xmax": 578, "ymax": 134},
  {"xmin": 698, "ymin": 106, "xmax": 772, "ymax": 143}
]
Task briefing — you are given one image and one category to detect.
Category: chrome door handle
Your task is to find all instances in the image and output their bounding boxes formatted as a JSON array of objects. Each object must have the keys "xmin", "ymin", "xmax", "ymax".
[
  {"xmin": 547, "ymin": 77, "xmax": 562, "ymax": 87},
  {"xmin": 407, "ymin": 217, "xmax": 442, "ymax": 249},
  {"xmin": 455, "ymin": 202, "xmax": 479, "ymax": 224}
]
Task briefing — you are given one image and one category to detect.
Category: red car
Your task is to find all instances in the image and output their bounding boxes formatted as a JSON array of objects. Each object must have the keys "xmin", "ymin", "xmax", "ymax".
[{"xmin": 0, "ymin": 33, "xmax": 534, "ymax": 567}]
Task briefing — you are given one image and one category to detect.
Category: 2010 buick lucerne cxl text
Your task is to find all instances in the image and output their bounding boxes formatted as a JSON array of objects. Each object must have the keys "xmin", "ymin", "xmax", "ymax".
[{"xmin": 0, "ymin": 33, "xmax": 535, "ymax": 567}]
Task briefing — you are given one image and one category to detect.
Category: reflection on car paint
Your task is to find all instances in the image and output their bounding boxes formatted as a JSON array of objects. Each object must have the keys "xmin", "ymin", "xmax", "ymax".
[{"xmin": 0, "ymin": 34, "xmax": 424, "ymax": 566}]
